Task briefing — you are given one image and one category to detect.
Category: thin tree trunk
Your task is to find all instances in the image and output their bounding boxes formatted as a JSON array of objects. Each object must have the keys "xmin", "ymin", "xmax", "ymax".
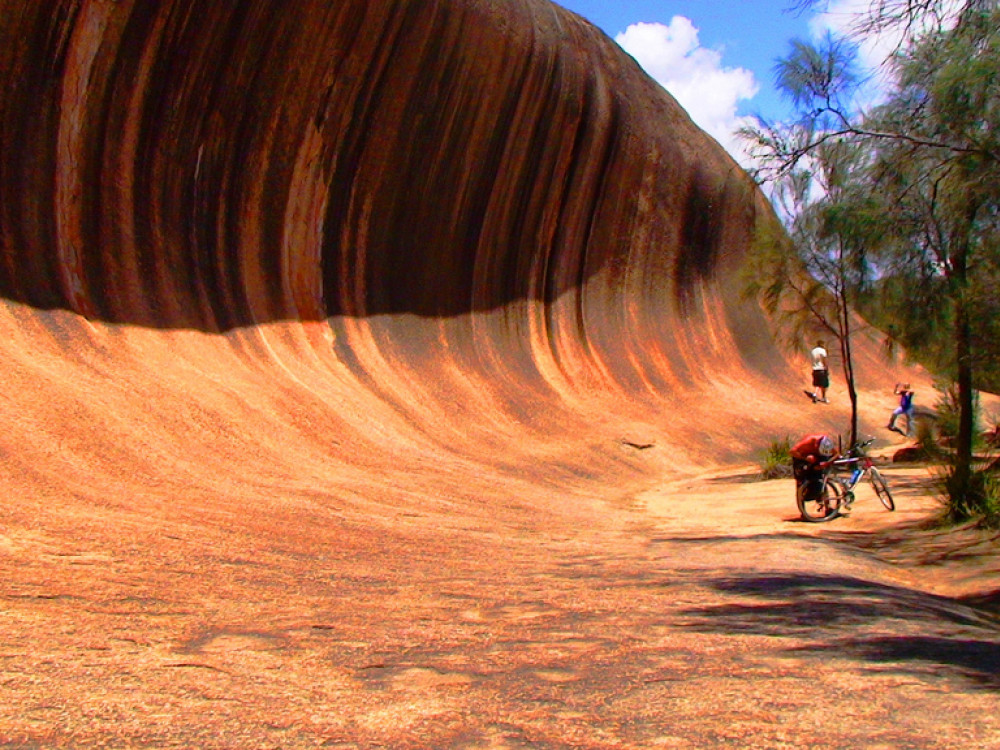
[
  {"xmin": 838, "ymin": 281, "xmax": 858, "ymax": 447},
  {"xmin": 954, "ymin": 299, "xmax": 975, "ymax": 501},
  {"xmin": 844, "ymin": 338, "xmax": 858, "ymax": 447},
  {"xmin": 950, "ymin": 206, "xmax": 977, "ymax": 506}
]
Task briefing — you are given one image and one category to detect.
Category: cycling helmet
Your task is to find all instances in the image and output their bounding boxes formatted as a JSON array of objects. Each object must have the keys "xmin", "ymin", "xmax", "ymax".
[{"xmin": 818, "ymin": 435, "xmax": 835, "ymax": 457}]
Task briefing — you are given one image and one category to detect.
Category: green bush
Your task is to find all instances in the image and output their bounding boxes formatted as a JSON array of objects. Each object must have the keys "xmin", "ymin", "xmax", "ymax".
[
  {"xmin": 759, "ymin": 436, "xmax": 793, "ymax": 480},
  {"xmin": 940, "ymin": 462, "xmax": 1000, "ymax": 528},
  {"xmin": 934, "ymin": 380, "xmax": 981, "ymax": 449},
  {"xmin": 914, "ymin": 416, "xmax": 940, "ymax": 459}
]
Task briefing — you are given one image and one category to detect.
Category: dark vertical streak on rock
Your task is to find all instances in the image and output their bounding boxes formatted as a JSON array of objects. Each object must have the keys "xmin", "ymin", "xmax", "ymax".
[
  {"xmin": 0, "ymin": 3, "xmax": 80, "ymax": 310},
  {"xmin": 0, "ymin": 0, "xmax": 782, "ymax": 403},
  {"xmin": 674, "ymin": 163, "xmax": 732, "ymax": 314}
]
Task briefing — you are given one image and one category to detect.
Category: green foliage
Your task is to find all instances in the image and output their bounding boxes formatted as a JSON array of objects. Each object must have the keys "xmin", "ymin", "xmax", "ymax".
[
  {"xmin": 969, "ymin": 248, "xmax": 1000, "ymax": 394},
  {"xmin": 856, "ymin": 275, "xmax": 955, "ymax": 377},
  {"xmin": 914, "ymin": 414, "xmax": 940, "ymax": 459},
  {"xmin": 940, "ymin": 462, "xmax": 1000, "ymax": 528},
  {"xmin": 743, "ymin": 132, "xmax": 869, "ymax": 444},
  {"xmin": 932, "ymin": 380, "xmax": 1000, "ymax": 526},
  {"xmin": 743, "ymin": 0, "xmax": 1000, "ymax": 509},
  {"xmin": 934, "ymin": 380, "xmax": 981, "ymax": 449},
  {"xmin": 775, "ymin": 34, "xmax": 859, "ymax": 119},
  {"xmin": 758, "ymin": 436, "xmax": 793, "ymax": 480},
  {"xmin": 745, "ymin": 222, "xmax": 829, "ymax": 348},
  {"xmin": 743, "ymin": 214, "xmax": 796, "ymax": 317}
]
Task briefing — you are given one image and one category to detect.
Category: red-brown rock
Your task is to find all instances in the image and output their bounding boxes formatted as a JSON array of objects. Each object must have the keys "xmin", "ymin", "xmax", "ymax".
[{"xmin": 3, "ymin": 1, "xmax": 983, "ymax": 748}]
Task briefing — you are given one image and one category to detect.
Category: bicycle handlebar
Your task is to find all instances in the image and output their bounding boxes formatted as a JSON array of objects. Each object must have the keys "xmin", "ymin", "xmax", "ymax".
[
  {"xmin": 845, "ymin": 437, "xmax": 875, "ymax": 457},
  {"xmin": 803, "ymin": 437, "xmax": 876, "ymax": 472}
]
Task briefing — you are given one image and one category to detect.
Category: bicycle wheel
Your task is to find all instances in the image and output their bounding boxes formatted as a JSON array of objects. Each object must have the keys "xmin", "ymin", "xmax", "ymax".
[
  {"xmin": 869, "ymin": 468, "xmax": 895, "ymax": 511},
  {"xmin": 797, "ymin": 478, "xmax": 843, "ymax": 522}
]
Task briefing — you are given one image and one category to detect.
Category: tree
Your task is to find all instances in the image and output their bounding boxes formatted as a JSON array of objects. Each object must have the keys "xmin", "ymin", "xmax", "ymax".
[
  {"xmin": 754, "ymin": 2, "xmax": 999, "ymax": 172},
  {"xmin": 744, "ymin": 0, "xmax": 1000, "ymax": 516},
  {"xmin": 859, "ymin": 6, "xmax": 1000, "ymax": 503},
  {"xmin": 744, "ymin": 133, "xmax": 873, "ymax": 446}
]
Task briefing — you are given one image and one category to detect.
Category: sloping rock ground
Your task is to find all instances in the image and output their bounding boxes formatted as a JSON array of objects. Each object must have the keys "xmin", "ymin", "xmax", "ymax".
[{"xmin": 1, "ymin": 0, "xmax": 998, "ymax": 747}]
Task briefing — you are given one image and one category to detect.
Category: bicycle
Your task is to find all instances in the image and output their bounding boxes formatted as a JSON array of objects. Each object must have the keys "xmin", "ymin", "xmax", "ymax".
[
  {"xmin": 829, "ymin": 437, "xmax": 895, "ymax": 513},
  {"xmin": 795, "ymin": 437, "xmax": 894, "ymax": 522},
  {"xmin": 795, "ymin": 459, "xmax": 845, "ymax": 523}
]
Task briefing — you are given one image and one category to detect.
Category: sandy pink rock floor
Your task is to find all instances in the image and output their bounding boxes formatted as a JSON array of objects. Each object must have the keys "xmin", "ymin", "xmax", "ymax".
[{"xmin": 4, "ymin": 434, "xmax": 999, "ymax": 748}]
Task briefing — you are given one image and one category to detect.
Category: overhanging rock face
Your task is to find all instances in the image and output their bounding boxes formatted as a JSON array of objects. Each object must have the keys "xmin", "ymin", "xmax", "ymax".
[
  {"xmin": 0, "ymin": 7, "xmax": 954, "ymax": 745},
  {"xmin": 0, "ymin": 0, "xmax": 796, "ymax": 496}
]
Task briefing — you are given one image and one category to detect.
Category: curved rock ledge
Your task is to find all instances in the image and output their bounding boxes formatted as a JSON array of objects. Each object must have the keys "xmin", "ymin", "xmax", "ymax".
[
  {"xmin": 0, "ymin": 0, "xmax": 870, "ymax": 507},
  {"xmin": 1, "ymin": 4, "xmax": 941, "ymax": 745}
]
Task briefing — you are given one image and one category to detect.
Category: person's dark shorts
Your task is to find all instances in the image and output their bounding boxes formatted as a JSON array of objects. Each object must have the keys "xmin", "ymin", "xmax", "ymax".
[{"xmin": 812, "ymin": 368, "xmax": 829, "ymax": 388}]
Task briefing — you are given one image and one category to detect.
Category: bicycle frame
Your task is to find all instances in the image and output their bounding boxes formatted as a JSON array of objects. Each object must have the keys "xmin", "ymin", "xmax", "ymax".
[
  {"xmin": 827, "ymin": 438, "xmax": 895, "ymax": 512},
  {"xmin": 796, "ymin": 437, "xmax": 895, "ymax": 521},
  {"xmin": 831, "ymin": 453, "xmax": 874, "ymax": 493}
]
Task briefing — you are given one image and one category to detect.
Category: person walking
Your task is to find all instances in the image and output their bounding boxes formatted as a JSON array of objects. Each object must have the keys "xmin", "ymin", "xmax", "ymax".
[
  {"xmin": 888, "ymin": 383, "xmax": 916, "ymax": 436},
  {"xmin": 809, "ymin": 340, "xmax": 829, "ymax": 403}
]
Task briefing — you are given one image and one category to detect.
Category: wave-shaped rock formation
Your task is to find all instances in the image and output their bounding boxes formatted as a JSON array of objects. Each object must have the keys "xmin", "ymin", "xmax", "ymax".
[
  {"xmin": 1, "ymin": 0, "xmax": 912, "ymax": 520},
  {"xmin": 2, "ymin": 0, "xmax": 935, "ymax": 744},
  {"xmin": 13, "ymin": 0, "xmax": 925, "ymax": 510}
]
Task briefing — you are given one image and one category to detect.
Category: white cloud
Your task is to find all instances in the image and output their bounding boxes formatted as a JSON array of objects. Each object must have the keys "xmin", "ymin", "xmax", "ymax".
[{"xmin": 615, "ymin": 18, "xmax": 760, "ymax": 166}]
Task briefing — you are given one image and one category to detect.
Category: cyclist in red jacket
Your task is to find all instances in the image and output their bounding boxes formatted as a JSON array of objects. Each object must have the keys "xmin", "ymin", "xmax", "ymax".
[
  {"xmin": 790, "ymin": 434, "xmax": 839, "ymax": 494},
  {"xmin": 791, "ymin": 434, "xmax": 837, "ymax": 466}
]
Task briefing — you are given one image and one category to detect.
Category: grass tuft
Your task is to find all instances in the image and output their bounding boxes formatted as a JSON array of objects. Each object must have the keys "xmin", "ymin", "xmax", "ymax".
[
  {"xmin": 939, "ymin": 461, "xmax": 1000, "ymax": 528},
  {"xmin": 759, "ymin": 436, "xmax": 793, "ymax": 480}
]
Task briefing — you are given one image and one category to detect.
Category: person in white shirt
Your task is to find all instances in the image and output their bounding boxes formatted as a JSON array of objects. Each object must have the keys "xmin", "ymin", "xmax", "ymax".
[{"xmin": 810, "ymin": 340, "xmax": 829, "ymax": 403}]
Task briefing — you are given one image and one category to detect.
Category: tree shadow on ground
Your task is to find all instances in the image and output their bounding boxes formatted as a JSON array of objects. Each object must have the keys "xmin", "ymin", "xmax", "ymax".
[
  {"xmin": 680, "ymin": 574, "xmax": 1000, "ymax": 691},
  {"xmin": 823, "ymin": 518, "xmax": 1000, "ymax": 612},
  {"xmin": 827, "ymin": 521, "xmax": 1000, "ymax": 565},
  {"xmin": 789, "ymin": 635, "xmax": 1000, "ymax": 688}
]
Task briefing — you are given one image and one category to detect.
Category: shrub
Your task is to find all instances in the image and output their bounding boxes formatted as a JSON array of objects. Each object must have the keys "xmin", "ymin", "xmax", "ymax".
[
  {"xmin": 934, "ymin": 380, "xmax": 981, "ymax": 450},
  {"xmin": 913, "ymin": 416, "xmax": 940, "ymax": 460},
  {"xmin": 940, "ymin": 461, "xmax": 1000, "ymax": 528},
  {"xmin": 759, "ymin": 436, "xmax": 793, "ymax": 480}
]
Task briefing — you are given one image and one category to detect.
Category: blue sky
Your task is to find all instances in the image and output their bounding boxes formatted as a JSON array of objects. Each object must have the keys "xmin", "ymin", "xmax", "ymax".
[
  {"xmin": 557, "ymin": 1, "xmax": 815, "ymax": 117},
  {"xmin": 554, "ymin": 0, "xmax": 878, "ymax": 163}
]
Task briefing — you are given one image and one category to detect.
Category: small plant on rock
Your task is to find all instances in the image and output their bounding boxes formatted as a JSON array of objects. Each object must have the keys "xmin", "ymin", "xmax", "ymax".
[
  {"xmin": 759, "ymin": 436, "xmax": 793, "ymax": 480},
  {"xmin": 935, "ymin": 380, "xmax": 981, "ymax": 451},
  {"xmin": 912, "ymin": 417, "xmax": 940, "ymax": 461},
  {"xmin": 940, "ymin": 461, "xmax": 1000, "ymax": 528}
]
